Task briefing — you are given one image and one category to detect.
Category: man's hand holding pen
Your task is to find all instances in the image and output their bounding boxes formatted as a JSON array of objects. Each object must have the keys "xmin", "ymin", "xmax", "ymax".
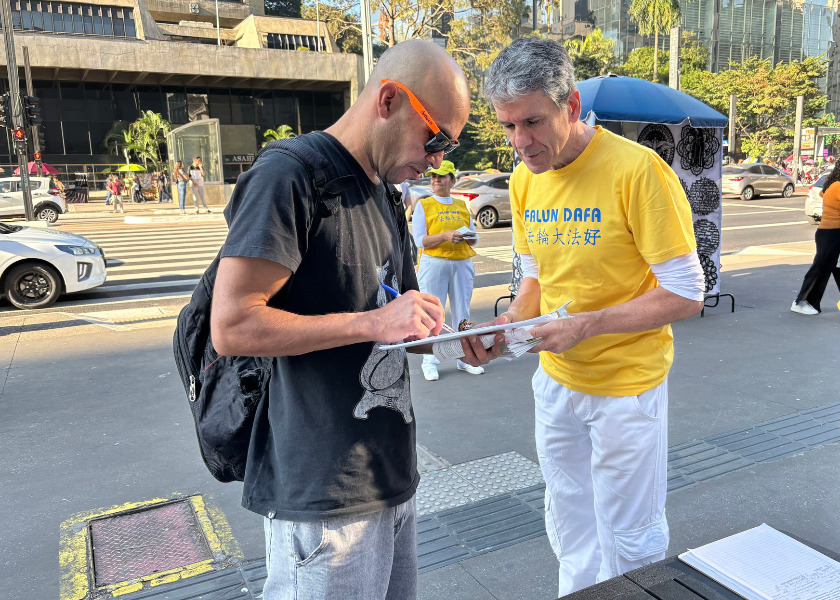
[{"xmin": 370, "ymin": 288, "xmax": 446, "ymax": 344}]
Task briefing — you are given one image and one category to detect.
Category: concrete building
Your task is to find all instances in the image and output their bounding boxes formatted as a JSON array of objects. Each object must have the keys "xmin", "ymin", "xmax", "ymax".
[
  {"xmin": 0, "ymin": 0, "xmax": 363, "ymax": 185},
  {"xmin": 553, "ymin": 0, "xmax": 840, "ymax": 112}
]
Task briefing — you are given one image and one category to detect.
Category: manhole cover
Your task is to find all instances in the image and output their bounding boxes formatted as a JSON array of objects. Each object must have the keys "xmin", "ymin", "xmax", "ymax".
[{"xmin": 89, "ymin": 500, "xmax": 212, "ymax": 586}]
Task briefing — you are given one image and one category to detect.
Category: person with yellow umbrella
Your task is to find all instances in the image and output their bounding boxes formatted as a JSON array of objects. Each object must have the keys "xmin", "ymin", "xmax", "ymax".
[{"xmin": 412, "ymin": 160, "xmax": 484, "ymax": 380}]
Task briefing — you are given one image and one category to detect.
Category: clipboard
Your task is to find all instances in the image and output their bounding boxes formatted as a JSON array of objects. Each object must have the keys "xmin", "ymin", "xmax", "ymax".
[{"xmin": 379, "ymin": 301, "xmax": 571, "ymax": 350}]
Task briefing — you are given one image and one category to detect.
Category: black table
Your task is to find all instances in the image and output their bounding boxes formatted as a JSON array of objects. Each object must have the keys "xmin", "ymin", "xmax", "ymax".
[{"xmin": 564, "ymin": 534, "xmax": 840, "ymax": 600}]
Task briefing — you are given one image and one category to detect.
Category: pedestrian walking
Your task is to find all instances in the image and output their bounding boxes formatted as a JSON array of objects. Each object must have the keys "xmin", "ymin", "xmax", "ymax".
[
  {"xmin": 187, "ymin": 156, "xmax": 211, "ymax": 213},
  {"xmin": 108, "ymin": 175, "xmax": 125, "ymax": 213},
  {"xmin": 412, "ymin": 159, "xmax": 483, "ymax": 381},
  {"xmin": 104, "ymin": 174, "xmax": 113, "ymax": 206},
  {"xmin": 157, "ymin": 169, "xmax": 171, "ymax": 202},
  {"xmin": 209, "ymin": 39, "xmax": 469, "ymax": 600},
  {"xmin": 791, "ymin": 160, "xmax": 840, "ymax": 314},
  {"xmin": 131, "ymin": 174, "xmax": 142, "ymax": 203},
  {"xmin": 174, "ymin": 160, "xmax": 188, "ymax": 214},
  {"xmin": 468, "ymin": 37, "xmax": 704, "ymax": 596}
]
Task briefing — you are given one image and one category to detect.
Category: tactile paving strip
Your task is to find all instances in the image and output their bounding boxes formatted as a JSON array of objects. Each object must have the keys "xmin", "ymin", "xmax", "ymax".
[
  {"xmin": 415, "ymin": 451, "xmax": 544, "ymax": 516},
  {"xmin": 667, "ymin": 401, "xmax": 840, "ymax": 492}
]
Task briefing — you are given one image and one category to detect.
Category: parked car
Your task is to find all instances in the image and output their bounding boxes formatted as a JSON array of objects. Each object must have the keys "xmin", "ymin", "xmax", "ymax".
[
  {"xmin": 451, "ymin": 173, "xmax": 512, "ymax": 229},
  {"xmin": 805, "ymin": 173, "xmax": 827, "ymax": 225},
  {"xmin": 0, "ymin": 222, "xmax": 106, "ymax": 309},
  {"xmin": 0, "ymin": 176, "xmax": 66, "ymax": 223},
  {"xmin": 721, "ymin": 164, "xmax": 795, "ymax": 201}
]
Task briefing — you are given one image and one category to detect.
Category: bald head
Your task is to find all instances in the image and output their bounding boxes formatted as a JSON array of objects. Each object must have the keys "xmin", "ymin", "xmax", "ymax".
[
  {"xmin": 366, "ymin": 40, "xmax": 470, "ymax": 116},
  {"xmin": 327, "ymin": 40, "xmax": 471, "ymax": 184}
]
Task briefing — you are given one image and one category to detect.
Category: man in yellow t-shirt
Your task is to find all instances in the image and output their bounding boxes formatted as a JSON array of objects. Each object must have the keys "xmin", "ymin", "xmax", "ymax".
[{"xmin": 467, "ymin": 38, "xmax": 705, "ymax": 595}]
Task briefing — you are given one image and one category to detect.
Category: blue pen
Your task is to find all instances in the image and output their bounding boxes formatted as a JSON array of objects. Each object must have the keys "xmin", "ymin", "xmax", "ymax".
[{"xmin": 380, "ymin": 284, "xmax": 456, "ymax": 333}]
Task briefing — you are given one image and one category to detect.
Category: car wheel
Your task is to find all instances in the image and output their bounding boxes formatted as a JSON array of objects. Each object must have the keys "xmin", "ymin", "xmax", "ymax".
[
  {"xmin": 783, "ymin": 184, "xmax": 794, "ymax": 198},
  {"xmin": 4, "ymin": 262, "xmax": 63, "ymax": 309},
  {"xmin": 35, "ymin": 204, "xmax": 59, "ymax": 223},
  {"xmin": 476, "ymin": 206, "xmax": 498, "ymax": 229},
  {"xmin": 741, "ymin": 186, "xmax": 754, "ymax": 201}
]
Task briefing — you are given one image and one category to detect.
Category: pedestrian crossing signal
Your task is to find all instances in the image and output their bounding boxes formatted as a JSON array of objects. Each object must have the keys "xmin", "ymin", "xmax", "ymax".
[
  {"xmin": 12, "ymin": 127, "xmax": 26, "ymax": 141},
  {"xmin": 33, "ymin": 151, "xmax": 42, "ymax": 161}
]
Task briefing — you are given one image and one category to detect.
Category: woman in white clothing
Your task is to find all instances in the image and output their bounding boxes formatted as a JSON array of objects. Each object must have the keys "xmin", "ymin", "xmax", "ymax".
[{"xmin": 412, "ymin": 160, "xmax": 483, "ymax": 381}]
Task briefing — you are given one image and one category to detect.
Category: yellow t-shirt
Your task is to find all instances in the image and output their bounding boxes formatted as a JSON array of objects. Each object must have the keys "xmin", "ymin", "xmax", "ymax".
[
  {"xmin": 511, "ymin": 127, "xmax": 696, "ymax": 396},
  {"xmin": 419, "ymin": 196, "xmax": 477, "ymax": 260}
]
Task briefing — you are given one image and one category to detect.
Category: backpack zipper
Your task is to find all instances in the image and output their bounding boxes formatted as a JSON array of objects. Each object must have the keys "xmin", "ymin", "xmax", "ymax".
[{"xmin": 189, "ymin": 375, "xmax": 196, "ymax": 402}]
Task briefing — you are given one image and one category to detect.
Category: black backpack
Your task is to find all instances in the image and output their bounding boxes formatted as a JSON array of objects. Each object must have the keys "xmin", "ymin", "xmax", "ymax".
[
  {"xmin": 172, "ymin": 138, "xmax": 406, "ymax": 483},
  {"xmin": 172, "ymin": 138, "xmax": 332, "ymax": 482}
]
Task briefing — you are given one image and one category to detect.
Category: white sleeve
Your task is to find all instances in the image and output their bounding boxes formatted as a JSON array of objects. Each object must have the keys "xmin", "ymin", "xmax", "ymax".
[
  {"xmin": 412, "ymin": 201, "xmax": 428, "ymax": 249},
  {"xmin": 649, "ymin": 253, "xmax": 705, "ymax": 301},
  {"xmin": 519, "ymin": 252, "xmax": 539, "ymax": 279}
]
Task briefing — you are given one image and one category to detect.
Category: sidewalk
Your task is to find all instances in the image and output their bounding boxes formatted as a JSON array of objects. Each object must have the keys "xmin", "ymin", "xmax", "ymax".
[
  {"xmin": 63, "ymin": 198, "xmax": 226, "ymax": 223},
  {"xmin": 1, "ymin": 242, "xmax": 838, "ymax": 600}
]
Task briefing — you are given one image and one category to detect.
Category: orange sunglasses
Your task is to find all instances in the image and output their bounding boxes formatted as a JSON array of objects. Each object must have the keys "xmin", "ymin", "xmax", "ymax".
[{"xmin": 381, "ymin": 79, "xmax": 459, "ymax": 155}]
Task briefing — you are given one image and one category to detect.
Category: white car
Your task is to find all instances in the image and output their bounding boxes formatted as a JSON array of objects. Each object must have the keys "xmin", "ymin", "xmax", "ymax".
[
  {"xmin": 805, "ymin": 173, "xmax": 827, "ymax": 225},
  {"xmin": 0, "ymin": 176, "xmax": 66, "ymax": 223},
  {"xmin": 0, "ymin": 222, "xmax": 106, "ymax": 309}
]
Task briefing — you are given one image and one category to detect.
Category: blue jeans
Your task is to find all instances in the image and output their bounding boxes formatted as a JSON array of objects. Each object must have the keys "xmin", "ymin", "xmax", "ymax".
[
  {"xmin": 262, "ymin": 499, "xmax": 417, "ymax": 600},
  {"xmin": 105, "ymin": 190, "xmax": 112, "ymax": 205},
  {"xmin": 177, "ymin": 182, "xmax": 186, "ymax": 209}
]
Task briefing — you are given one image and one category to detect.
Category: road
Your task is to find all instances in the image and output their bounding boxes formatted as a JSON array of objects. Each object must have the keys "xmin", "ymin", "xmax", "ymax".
[{"xmin": 0, "ymin": 191, "xmax": 816, "ymax": 313}]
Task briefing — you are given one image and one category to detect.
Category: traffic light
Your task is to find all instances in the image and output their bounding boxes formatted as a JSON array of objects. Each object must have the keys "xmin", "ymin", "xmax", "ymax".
[
  {"xmin": 0, "ymin": 93, "xmax": 10, "ymax": 129},
  {"xmin": 12, "ymin": 126, "xmax": 27, "ymax": 151},
  {"xmin": 33, "ymin": 151, "xmax": 42, "ymax": 162},
  {"xmin": 22, "ymin": 95, "xmax": 41, "ymax": 126}
]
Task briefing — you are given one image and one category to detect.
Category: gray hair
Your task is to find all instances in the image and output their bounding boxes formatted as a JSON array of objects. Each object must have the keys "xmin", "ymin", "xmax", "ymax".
[{"xmin": 484, "ymin": 38, "xmax": 576, "ymax": 109}]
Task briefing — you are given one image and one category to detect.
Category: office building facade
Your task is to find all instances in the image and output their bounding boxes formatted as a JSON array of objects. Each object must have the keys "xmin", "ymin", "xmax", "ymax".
[{"xmin": 0, "ymin": 0, "xmax": 363, "ymax": 184}]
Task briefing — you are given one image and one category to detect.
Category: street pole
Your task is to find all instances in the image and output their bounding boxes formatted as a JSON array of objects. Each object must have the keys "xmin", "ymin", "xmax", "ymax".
[
  {"xmin": 22, "ymin": 46, "xmax": 42, "ymax": 177},
  {"xmin": 359, "ymin": 0, "xmax": 374, "ymax": 82},
  {"xmin": 728, "ymin": 94, "xmax": 737, "ymax": 160},
  {"xmin": 0, "ymin": 0, "xmax": 34, "ymax": 221},
  {"xmin": 533, "ymin": 0, "xmax": 538, "ymax": 32},
  {"xmin": 668, "ymin": 27, "xmax": 681, "ymax": 91},
  {"xmin": 316, "ymin": 1, "xmax": 322, "ymax": 52},
  {"xmin": 215, "ymin": 0, "xmax": 221, "ymax": 46},
  {"xmin": 793, "ymin": 95, "xmax": 804, "ymax": 182}
]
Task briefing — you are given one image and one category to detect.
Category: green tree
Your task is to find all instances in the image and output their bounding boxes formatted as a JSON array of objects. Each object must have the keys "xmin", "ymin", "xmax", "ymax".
[
  {"xmin": 628, "ymin": 0, "xmax": 681, "ymax": 83},
  {"xmin": 682, "ymin": 56, "xmax": 828, "ymax": 158},
  {"xmin": 263, "ymin": 125, "xmax": 298, "ymax": 140},
  {"xmin": 301, "ymin": 0, "xmax": 363, "ymax": 54},
  {"xmin": 126, "ymin": 111, "xmax": 172, "ymax": 170},
  {"xmin": 265, "ymin": 0, "xmax": 302, "ymax": 17},
  {"xmin": 619, "ymin": 46, "xmax": 668, "ymax": 81},
  {"xmin": 564, "ymin": 29, "xmax": 615, "ymax": 80},
  {"xmin": 452, "ymin": 99, "xmax": 513, "ymax": 171}
]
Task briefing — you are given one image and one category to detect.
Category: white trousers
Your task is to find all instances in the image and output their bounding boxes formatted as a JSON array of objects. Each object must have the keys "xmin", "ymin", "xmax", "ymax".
[
  {"xmin": 417, "ymin": 255, "xmax": 475, "ymax": 366},
  {"xmin": 532, "ymin": 366, "xmax": 669, "ymax": 597}
]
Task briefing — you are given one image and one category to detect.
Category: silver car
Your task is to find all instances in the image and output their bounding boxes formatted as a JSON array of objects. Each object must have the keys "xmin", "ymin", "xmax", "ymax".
[
  {"xmin": 721, "ymin": 164, "xmax": 795, "ymax": 201},
  {"xmin": 451, "ymin": 173, "xmax": 512, "ymax": 229}
]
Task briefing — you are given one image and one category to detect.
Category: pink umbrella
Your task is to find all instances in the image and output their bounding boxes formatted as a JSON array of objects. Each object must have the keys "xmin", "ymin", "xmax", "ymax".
[{"xmin": 13, "ymin": 161, "xmax": 60, "ymax": 175}]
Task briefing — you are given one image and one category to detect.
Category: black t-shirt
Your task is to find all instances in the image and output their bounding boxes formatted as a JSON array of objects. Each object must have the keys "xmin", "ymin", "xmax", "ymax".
[{"xmin": 221, "ymin": 132, "xmax": 419, "ymax": 521}]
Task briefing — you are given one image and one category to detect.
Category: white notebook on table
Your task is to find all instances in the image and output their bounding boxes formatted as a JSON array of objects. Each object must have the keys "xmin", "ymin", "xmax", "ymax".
[{"xmin": 678, "ymin": 524, "xmax": 840, "ymax": 600}]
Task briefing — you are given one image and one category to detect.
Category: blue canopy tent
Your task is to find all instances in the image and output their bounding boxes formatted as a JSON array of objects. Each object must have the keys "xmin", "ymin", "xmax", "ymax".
[{"xmin": 576, "ymin": 74, "xmax": 728, "ymax": 128}]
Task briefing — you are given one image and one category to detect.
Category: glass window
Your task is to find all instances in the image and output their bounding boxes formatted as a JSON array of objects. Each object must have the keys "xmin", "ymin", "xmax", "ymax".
[
  {"xmin": 0, "ymin": 181, "xmax": 13, "ymax": 194},
  {"xmin": 491, "ymin": 178, "xmax": 510, "ymax": 189},
  {"xmin": 313, "ymin": 91, "xmax": 333, "ymax": 130},
  {"xmin": 52, "ymin": 6, "xmax": 65, "ymax": 32},
  {"xmin": 73, "ymin": 6, "xmax": 84, "ymax": 34},
  {"xmin": 453, "ymin": 179, "xmax": 483, "ymax": 190},
  {"xmin": 31, "ymin": 7, "xmax": 43, "ymax": 31},
  {"xmin": 112, "ymin": 85, "xmax": 137, "ymax": 121},
  {"xmin": 724, "ymin": 166, "xmax": 745, "ymax": 174},
  {"xmin": 83, "ymin": 7, "xmax": 93, "ymax": 34},
  {"xmin": 86, "ymin": 85, "xmax": 114, "ymax": 123},
  {"xmin": 137, "ymin": 88, "xmax": 164, "ymax": 114},
  {"xmin": 21, "ymin": 8, "xmax": 33, "ymax": 30},
  {"xmin": 208, "ymin": 92, "xmax": 232, "ymax": 124},
  {"xmin": 112, "ymin": 9, "xmax": 124, "ymax": 36},
  {"xmin": 103, "ymin": 8, "xmax": 112, "ymax": 35},
  {"xmin": 62, "ymin": 121, "xmax": 91, "ymax": 154},
  {"xmin": 60, "ymin": 82, "xmax": 86, "ymax": 121},
  {"xmin": 124, "ymin": 14, "xmax": 135, "ymax": 37},
  {"xmin": 12, "ymin": 7, "xmax": 22, "ymax": 29},
  {"xmin": 186, "ymin": 91, "xmax": 209, "ymax": 120},
  {"xmin": 42, "ymin": 8, "xmax": 53, "ymax": 32},
  {"xmin": 274, "ymin": 94, "xmax": 297, "ymax": 129},
  {"xmin": 748, "ymin": 165, "xmax": 763, "ymax": 174},
  {"xmin": 88, "ymin": 121, "xmax": 114, "ymax": 154},
  {"xmin": 296, "ymin": 91, "xmax": 314, "ymax": 132},
  {"xmin": 254, "ymin": 90, "xmax": 274, "ymax": 128},
  {"xmin": 761, "ymin": 165, "xmax": 778, "ymax": 175},
  {"xmin": 93, "ymin": 8, "xmax": 102, "ymax": 35},
  {"xmin": 230, "ymin": 93, "xmax": 255, "ymax": 125},
  {"xmin": 165, "ymin": 90, "xmax": 188, "ymax": 124}
]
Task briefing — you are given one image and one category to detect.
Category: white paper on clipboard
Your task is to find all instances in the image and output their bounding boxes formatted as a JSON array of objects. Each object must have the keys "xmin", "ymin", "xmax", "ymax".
[{"xmin": 379, "ymin": 301, "xmax": 571, "ymax": 350}]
